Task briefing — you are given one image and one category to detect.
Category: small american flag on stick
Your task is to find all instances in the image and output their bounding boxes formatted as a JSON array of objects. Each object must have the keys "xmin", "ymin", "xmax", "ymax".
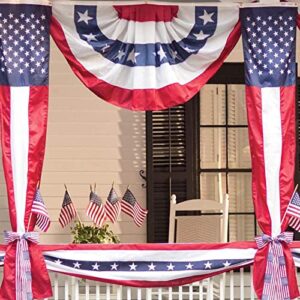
[
  {"xmin": 59, "ymin": 190, "xmax": 77, "ymax": 228},
  {"xmin": 87, "ymin": 190, "xmax": 106, "ymax": 227},
  {"xmin": 121, "ymin": 188, "xmax": 148, "ymax": 227},
  {"xmin": 287, "ymin": 190, "xmax": 300, "ymax": 231},
  {"xmin": 105, "ymin": 187, "xmax": 121, "ymax": 223},
  {"xmin": 31, "ymin": 188, "xmax": 50, "ymax": 232}
]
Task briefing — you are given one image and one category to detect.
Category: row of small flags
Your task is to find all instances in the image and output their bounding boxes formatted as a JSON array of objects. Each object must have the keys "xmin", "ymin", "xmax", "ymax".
[{"xmin": 30, "ymin": 185, "xmax": 148, "ymax": 232}]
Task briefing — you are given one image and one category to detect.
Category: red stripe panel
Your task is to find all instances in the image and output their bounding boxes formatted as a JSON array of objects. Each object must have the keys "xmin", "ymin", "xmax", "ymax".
[
  {"xmin": 245, "ymin": 86, "xmax": 271, "ymax": 235},
  {"xmin": 0, "ymin": 86, "xmax": 17, "ymax": 231},
  {"xmin": 26, "ymin": 86, "xmax": 49, "ymax": 231},
  {"xmin": 113, "ymin": 5, "xmax": 178, "ymax": 22},
  {"xmin": 297, "ymin": 14, "xmax": 300, "ymax": 29},
  {"xmin": 279, "ymin": 86, "xmax": 296, "ymax": 231},
  {"xmin": 50, "ymin": 17, "xmax": 241, "ymax": 111}
]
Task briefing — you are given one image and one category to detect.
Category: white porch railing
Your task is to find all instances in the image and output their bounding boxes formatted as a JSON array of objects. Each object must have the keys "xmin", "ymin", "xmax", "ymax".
[{"xmin": 42, "ymin": 266, "xmax": 258, "ymax": 300}]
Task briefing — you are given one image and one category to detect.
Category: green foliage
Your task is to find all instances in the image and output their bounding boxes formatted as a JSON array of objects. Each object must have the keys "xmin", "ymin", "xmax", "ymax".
[{"xmin": 71, "ymin": 221, "xmax": 120, "ymax": 244}]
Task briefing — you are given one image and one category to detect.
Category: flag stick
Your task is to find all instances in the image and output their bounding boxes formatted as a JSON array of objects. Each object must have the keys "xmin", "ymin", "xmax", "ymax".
[
  {"xmin": 112, "ymin": 181, "xmax": 114, "ymax": 188},
  {"xmin": 75, "ymin": 209, "xmax": 83, "ymax": 226},
  {"xmin": 281, "ymin": 184, "xmax": 298, "ymax": 226},
  {"xmin": 27, "ymin": 213, "xmax": 33, "ymax": 232},
  {"xmin": 90, "ymin": 184, "xmax": 93, "ymax": 192}
]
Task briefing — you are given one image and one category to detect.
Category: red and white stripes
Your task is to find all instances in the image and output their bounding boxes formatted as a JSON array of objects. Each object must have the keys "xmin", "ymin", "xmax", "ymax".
[{"xmin": 246, "ymin": 86, "xmax": 295, "ymax": 236}]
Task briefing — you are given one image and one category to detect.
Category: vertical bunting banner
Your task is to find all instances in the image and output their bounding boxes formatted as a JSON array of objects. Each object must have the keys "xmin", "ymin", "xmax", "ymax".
[
  {"xmin": 241, "ymin": 5, "xmax": 298, "ymax": 300},
  {"xmin": 0, "ymin": 1, "xmax": 52, "ymax": 299}
]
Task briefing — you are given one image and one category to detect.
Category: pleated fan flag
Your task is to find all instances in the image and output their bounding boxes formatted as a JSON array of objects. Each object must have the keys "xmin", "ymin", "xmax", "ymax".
[
  {"xmin": 121, "ymin": 188, "xmax": 148, "ymax": 227},
  {"xmin": 87, "ymin": 189, "xmax": 106, "ymax": 227},
  {"xmin": 51, "ymin": 2, "xmax": 241, "ymax": 110}
]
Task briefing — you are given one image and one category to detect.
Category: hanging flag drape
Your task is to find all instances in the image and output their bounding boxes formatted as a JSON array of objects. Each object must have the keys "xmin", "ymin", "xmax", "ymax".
[
  {"xmin": 0, "ymin": 1, "xmax": 52, "ymax": 299},
  {"xmin": 50, "ymin": 2, "xmax": 241, "ymax": 111},
  {"xmin": 241, "ymin": 5, "xmax": 298, "ymax": 300}
]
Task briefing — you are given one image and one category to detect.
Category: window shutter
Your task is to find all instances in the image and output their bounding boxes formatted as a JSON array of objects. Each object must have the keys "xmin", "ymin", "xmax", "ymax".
[{"xmin": 146, "ymin": 97, "xmax": 198, "ymax": 243}]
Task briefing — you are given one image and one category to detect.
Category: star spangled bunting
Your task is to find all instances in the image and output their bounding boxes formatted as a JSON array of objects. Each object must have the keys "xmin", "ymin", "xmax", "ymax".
[
  {"xmin": 58, "ymin": 190, "xmax": 77, "ymax": 228},
  {"xmin": 42, "ymin": 246, "xmax": 256, "ymax": 287},
  {"xmin": 51, "ymin": 3, "xmax": 240, "ymax": 110},
  {"xmin": 31, "ymin": 188, "xmax": 51, "ymax": 232},
  {"xmin": 105, "ymin": 187, "xmax": 121, "ymax": 223},
  {"xmin": 87, "ymin": 191, "xmax": 106, "ymax": 227},
  {"xmin": 121, "ymin": 188, "xmax": 147, "ymax": 227},
  {"xmin": 287, "ymin": 192, "xmax": 300, "ymax": 231}
]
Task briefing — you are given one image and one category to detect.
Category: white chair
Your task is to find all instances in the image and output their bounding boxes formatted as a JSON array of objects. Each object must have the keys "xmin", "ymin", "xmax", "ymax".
[{"xmin": 168, "ymin": 194, "xmax": 229, "ymax": 300}]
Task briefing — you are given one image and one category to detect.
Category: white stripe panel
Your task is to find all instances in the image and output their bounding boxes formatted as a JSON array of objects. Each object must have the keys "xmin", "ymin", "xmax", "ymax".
[
  {"xmin": 53, "ymin": 4, "xmax": 239, "ymax": 89},
  {"xmin": 11, "ymin": 87, "xmax": 30, "ymax": 233},
  {"xmin": 261, "ymin": 87, "xmax": 282, "ymax": 237},
  {"xmin": 43, "ymin": 248, "xmax": 256, "ymax": 262}
]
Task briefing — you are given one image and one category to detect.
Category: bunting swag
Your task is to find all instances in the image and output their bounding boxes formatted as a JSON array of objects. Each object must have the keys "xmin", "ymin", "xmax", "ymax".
[
  {"xmin": 50, "ymin": 2, "xmax": 240, "ymax": 111},
  {"xmin": 0, "ymin": 1, "xmax": 52, "ymax": 299},
  {"xmin": 36, "ymin": 243, "xmax": 258, "ymax": 287},
  {"xmin": 241, "ymin": 6, "xmax": 298, "ymax": 300}
]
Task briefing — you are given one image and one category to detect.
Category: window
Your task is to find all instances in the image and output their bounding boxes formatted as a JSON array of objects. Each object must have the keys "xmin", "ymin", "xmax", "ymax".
[
  {"xmin": 146, "ymin": 63, "xmax": 299, "ymax": 243},
  {"xmin": 199, "ymin": 83, "xmax": 255, "ymax": 241}
]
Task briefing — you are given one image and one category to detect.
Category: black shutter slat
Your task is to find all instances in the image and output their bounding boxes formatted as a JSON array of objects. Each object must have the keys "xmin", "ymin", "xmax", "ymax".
[{"xmin": 146, "ymin": 97, "xmax": 199, "ymax": 243}]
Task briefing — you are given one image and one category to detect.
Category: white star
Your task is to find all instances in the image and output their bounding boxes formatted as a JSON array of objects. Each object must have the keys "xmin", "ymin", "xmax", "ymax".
[
  {"xmin": 194, "ymin": 30, "xmax": 209, "ymax": 41},
  {"xmin": 92, "ymin": 263, "xmax": 100, "ymax": 270},
  {"xmin": 111, "ymin": 263, "xmax": 118, "ymax": 271},
  {"xmin": 170, "ymin": 49, "xmax": 178, "ymax": 60},
  {"xmin": 199, "ymin": 10, "xmax": 214, "ymax": 25},
  {"xmin": 77, "ymin": 10, "xmax": 93, "ymax": 25},
  {"xmin": 83, "ymin": 33, "xmax": 97, "ymax": 42},
  {"xmin": 157, "ymin": 46, "xmax": 166, "ymax": 61},
  {"xmin": 204, "ymin": 261, "xmax": 212, "ymax": 269},
  {"xmin": 127, "ymin": 49, "xmax": 140, "ymax": 64},
  {"xmin": 101, "ymin": 44, "xmax": 110, "ymax": 53},
  {"xmin": 116, "ymin": 50, "xmax": 125, "ymax": 61},
  {"xmin": 129, "ymin": 263, "xmax": 137, "ymax": 271},
  {"xmin": 167, "ymin": 263, "xmax": 175, "ymax": 271},
  {"xmin": 185, "ymin": 263, "xmax": 193, "ymax": 270},
  {"xmin": 54, "ymin": 259, "xmax": 62, "ymax": 264},
  {"xmin": 73, "ymin": 262, "xmax": 81, "ymax": 269},
  {"xmin": 148, "ymin": 263, "xmax": 156, "ymax": 271},
  {"xmin": 184, "ymin": 46, "xmax": 194, "ymax": 53},
  {"xmin": 223, "ymin": 261, "xmax": 231, "ymax": 267}
]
